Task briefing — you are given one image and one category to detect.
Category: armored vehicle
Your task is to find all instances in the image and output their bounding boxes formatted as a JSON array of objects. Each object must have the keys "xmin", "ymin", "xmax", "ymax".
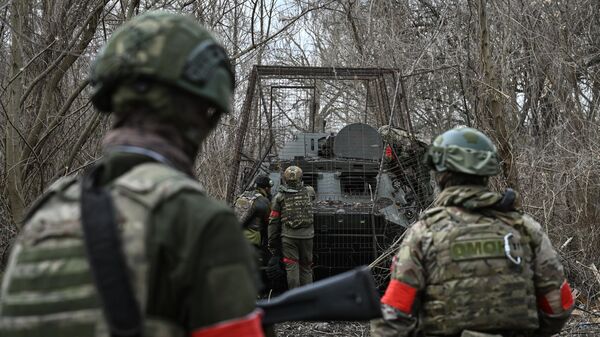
[{"xmin": 254, "ymin": 122, "xmax": 432, "ymax": 283}]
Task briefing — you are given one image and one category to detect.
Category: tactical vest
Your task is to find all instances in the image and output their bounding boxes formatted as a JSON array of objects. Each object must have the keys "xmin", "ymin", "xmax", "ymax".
[
  {"xmin": 281, "ymin": 187, "xmax": 313, "ymax": 232},
  {"xmin": 419, "ymin": 206, "xmax": 539, "ymax": 335},
  {"xmin": 0, "ymin": 163, "xmax": 202, "ymax": 337}
]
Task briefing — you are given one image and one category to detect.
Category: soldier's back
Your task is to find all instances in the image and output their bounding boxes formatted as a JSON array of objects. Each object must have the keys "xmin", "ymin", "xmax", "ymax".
[{"xmin": 0, "ymin": 161, "xmax": 256, "ymax": 336}]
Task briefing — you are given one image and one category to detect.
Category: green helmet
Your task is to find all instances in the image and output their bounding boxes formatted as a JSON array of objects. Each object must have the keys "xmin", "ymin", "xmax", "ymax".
[
  {"xmin": 284, "ymin": 166, "xmax": 303, "ymax": 184},
  {"xmin": 425, "ymin": 127, "xmax": 501, "ymax": 176},
  {"xmin": 90, "ymin": 11, "xmax": 234, "ymax": 113}
]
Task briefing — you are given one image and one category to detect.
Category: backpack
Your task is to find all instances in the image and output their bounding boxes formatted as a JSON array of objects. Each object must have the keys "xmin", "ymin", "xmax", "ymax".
[{"xmin": 234, "ymin": 191, "xmax": 262, "ymax": 225}]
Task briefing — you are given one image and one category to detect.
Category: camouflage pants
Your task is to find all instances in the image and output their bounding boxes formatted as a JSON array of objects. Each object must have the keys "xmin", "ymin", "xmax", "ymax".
[{"xmin": 282, "ymin": 237, "xmax": 313, "ymax": 289}]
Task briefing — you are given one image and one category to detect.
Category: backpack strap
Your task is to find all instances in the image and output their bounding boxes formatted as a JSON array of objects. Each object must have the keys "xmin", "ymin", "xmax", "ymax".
[{"xmin": 80, "ymin": 164, "xmax": 143, "ymax": 337}]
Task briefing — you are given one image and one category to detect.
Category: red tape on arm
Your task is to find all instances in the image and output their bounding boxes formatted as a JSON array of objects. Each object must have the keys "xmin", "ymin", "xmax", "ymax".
[
  {"xmin": 537, "ymin": 294, "xmax": 554, "ymax": 314},
  {"xmin": 537, "ymin": 280, "xmax": 575, "ymax": 315},
  {"xmin": 270, "ymin": 210, "xmax": 280, "ymax": 218},
  {"xmin": 282, "ymin": 257, "xmax": 298, "ymax": 264},
  {"xmin": 190, "ymin": 310, "xmax": 264, "ymax": 337},
  {"xmin": 381, "ymin": 279, "xmax": 417, "ymax": 314},
  {"xmin": 561, "ymin": 281, "xmax": 574, "ymax": 311},
  {"xmin": 385, "ymin": 145, "xmax": 393, "ymax": 159}
]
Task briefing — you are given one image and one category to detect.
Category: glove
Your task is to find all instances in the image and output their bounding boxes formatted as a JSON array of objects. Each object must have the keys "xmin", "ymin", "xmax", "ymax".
[{"xmin": 265, "ymin": 255, "xmax": 286, "ymax": 282}]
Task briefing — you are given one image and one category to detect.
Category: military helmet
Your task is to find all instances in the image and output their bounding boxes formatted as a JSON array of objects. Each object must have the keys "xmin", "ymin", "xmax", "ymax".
[
  {"xmin": 255, "ymin": 175, "xmax": 273, "ymax": 189},
  {"xmin": 425, "ymin": 127, "xmax": 501, "ymax": 176},
  {"xmin": 283, "ymin": 166, "xmax": 303, "ymax": 183},
  {"xmin": 90, "ymin": 11, "xmax": 234, "ymax": 114}
]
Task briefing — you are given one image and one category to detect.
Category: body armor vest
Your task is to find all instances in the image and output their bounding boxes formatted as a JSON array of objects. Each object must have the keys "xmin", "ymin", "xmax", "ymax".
[
  {"xmin": 0, "ymin": 163, "xmax": 201, "ymax": 337},
  {"xmin": 281, "ymin": 187, "xmax": 313, "ymax": 231},
  {"xmin": 420, "ymin": 206, "xmax": 539, "ymax": 335}
]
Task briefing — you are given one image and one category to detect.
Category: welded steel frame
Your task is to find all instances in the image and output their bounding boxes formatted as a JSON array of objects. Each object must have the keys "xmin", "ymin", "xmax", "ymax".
[{"xmin": 226, "ymin": 66, "xmax": 411, "ymax": 204}]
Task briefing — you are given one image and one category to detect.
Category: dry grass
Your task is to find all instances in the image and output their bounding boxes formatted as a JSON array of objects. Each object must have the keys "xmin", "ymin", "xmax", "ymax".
[
  {"xmin": 516, "ymin": 125, "xmax": 600, "ymax": 310},
  {"xmin": 273, "ymin": 313, "xmax": 600, "ymax": 336},
  {"xmin": 274, "ymin": 322, "xmax": 370, "ymax": 337}
]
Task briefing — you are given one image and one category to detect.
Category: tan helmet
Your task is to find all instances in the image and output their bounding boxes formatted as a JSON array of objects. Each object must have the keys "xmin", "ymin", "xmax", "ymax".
[{"xmin": 283, "ymin": 166, "xmax": 303, "ymax": 184}]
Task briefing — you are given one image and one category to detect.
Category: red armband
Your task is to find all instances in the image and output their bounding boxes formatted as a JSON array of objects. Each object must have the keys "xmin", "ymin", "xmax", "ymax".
[
  {"xmin": 385, "ymin": 145, "xmax": 394, "ymax": 159},
  {"xmin": 537, "ymin": 294, "xmax": 553, "ymax": 314},
  {"xmin": 270, "ymin": 210, "xmax": 280, "ymax": 218},
  {"xmin": 282, "ymin": 257, "xmax": 298, "ymax": 264},
  {"xmin": 381, "ymin": 279, "xmax": 417, "ymax": 314},
  {"xmin": 560, "ymin": 281, "xmax": 574, "ymax": 311},
  {"xmin": 537, "ymin": 280, "xmax": 574, "ymax": 314},
  {"xmin": 190, "ymin": 310, "xmax": 264, "ymax": 337}
]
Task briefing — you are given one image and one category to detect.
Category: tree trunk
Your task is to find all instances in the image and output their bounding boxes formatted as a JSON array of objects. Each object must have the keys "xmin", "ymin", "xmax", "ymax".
[
  {"xmin": 5, "ymin": 0, "xmax": 28, "ymax": 224},
  {"xmin": 477, "ymin": 0, "xmax": 519, "ymax": 190}
]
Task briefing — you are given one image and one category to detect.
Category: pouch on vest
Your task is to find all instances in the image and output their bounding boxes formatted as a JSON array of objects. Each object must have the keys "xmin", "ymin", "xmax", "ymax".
[{"xmin": 281, "ymin": 189, "xmax": 313, "ymax": 229}]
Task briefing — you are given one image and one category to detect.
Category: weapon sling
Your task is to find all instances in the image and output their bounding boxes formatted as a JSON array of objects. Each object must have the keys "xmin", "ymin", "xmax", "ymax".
[{"xmin": 80, "ymin": 165, "xmax": 143, "ymax": 337}]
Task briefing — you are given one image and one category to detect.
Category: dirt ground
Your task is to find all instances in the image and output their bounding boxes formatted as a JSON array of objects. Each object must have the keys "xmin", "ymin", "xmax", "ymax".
[
  {"xmin": 272, "ymin": 309, "xmax": 600, "ymax": 337},
  {"xmin": 274, "ymin": 322, "xmax": 369, "ymax": 337}
]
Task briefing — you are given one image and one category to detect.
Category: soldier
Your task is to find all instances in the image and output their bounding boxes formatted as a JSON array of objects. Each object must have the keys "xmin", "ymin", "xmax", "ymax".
[
  {"xmin": 234, "ymin": 175, "xmax": 273, "ymax": 260},
  {"xmin": 0, "ymin": 11, "xmax": 264, "ymax": 337},
  {"xmin": 371, "ymin": 127, "xmax": 574, "ymax": 337},
  {"xmin": 268, "ymin": 166, "xmax": 316, "ymax": 289}
]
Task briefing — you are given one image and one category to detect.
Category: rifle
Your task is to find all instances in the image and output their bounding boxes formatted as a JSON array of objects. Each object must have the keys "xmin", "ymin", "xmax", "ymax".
[{"xmin": 256, "ymin": 266, "xmax": 382, "ymax": 325}]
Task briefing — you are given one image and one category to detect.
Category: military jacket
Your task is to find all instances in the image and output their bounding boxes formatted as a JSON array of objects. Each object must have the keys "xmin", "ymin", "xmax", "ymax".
[
  {"xmin": 235, "ymin": 189, "xmax": 271, "ymax": 246},
  {"xmin": 372, "ymin": 185, "xmax": 572, "ymax": 337},
  {"xmin": 0, "ymin": 154, "xmax": 258, "ymax": 336}
]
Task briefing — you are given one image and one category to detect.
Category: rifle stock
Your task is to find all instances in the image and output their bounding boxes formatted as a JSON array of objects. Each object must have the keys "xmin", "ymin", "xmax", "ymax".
[{"xmin": 257, "ymin": 266, "xmax": 382, "ymax": 325}]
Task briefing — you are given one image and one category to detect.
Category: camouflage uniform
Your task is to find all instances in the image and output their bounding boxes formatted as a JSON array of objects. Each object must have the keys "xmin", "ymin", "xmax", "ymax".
[
  {"xmin": 371, "ymin": 127, "xmax": 573, "ymax": 337},
  {"xmin": 268, "ymin": 166, "xmax": 316, "ymax": 289},
  {"xmin": 0, "ymin": 12, "xmax": 263, "ymax": 337}
]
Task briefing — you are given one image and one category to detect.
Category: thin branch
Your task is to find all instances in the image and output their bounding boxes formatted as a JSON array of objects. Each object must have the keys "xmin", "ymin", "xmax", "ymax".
[
  {"xmin": 34, "ymin": 79, "xmax": 90, "ymax": 150},
  {"xmin": 17, "ymin": 0, "xmax": 107, "ymax": 108},
  {"xmin": 0, "ymin": 95, "xmax": 42, "ymax": 169},
  {"xmin": 231, "ymin": 1, "xmax": 335, "ymax": 61},
  {"xmin": 1, "ymin": 38, "xmax": 57, "ymax": 95}
]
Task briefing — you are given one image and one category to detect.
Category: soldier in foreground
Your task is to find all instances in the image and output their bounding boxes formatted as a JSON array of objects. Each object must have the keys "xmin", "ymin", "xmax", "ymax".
[
  {"xmin": 0, "ymin": 11, "xmax": 264, "ymax": 337},
  {"xmin": 268, "ymin": 166, "xmax": 316, "ymax": 289},
  {"xmin": 371, "ymin": 127, "xmax": 574, "ymax": 337}
]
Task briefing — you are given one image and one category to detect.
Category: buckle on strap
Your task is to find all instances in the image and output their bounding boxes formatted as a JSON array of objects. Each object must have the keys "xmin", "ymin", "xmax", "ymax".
[{"xmin": 503, "ymin": 233, "xmax": 521, "ymax": 265}]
